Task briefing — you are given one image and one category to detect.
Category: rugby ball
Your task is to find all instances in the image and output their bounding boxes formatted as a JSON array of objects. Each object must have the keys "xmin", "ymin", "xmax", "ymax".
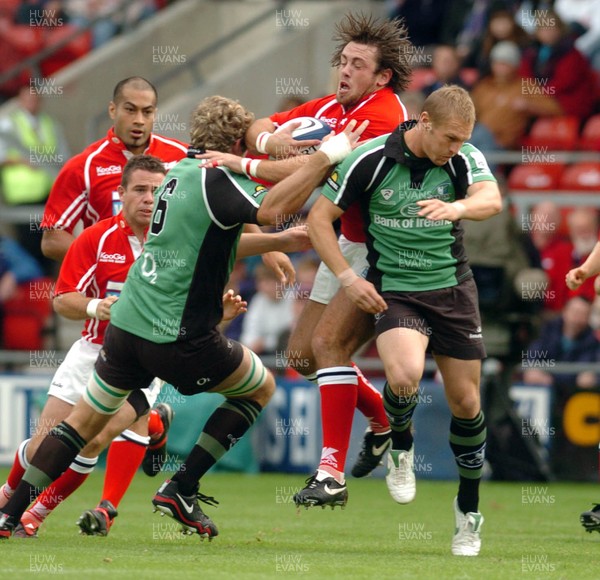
[{"xmin": 275, "ymin": 116, "xmax": 332, "ymax": 154}]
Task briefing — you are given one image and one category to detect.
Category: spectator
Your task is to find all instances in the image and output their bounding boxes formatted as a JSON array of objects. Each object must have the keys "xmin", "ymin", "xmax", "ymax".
[
  {"xmin": 555, "ymin": 0, "xmax": 600, "ymax": 71},
  {"xmin": 14, "ymin": 1, "xmax": 69, "ymax": 25},
  {"xmin": 422, "ymin": 44, "xmax": 468, "ymax": 96},
  {"xmin": 0, "ymin": 233, "xmax": 45, "ymax": 348},
  {"xmin": 240, "ymin": 263, "xmax": 294, "ymax": 355},
  {"xmin": 523, "ymin": 296, "xmax": 599, "ymax": 389},
  {"xmin": 0, "ymin": 84, "xmax": 70, "ymax": 273},
  {"xmin": 388, "ymin": 0, "xmax": 453, "ymax": 48},
  {"xmin": 462, "ymin": 6, "xmax": 531, "ymax": 76},
  {"xmin": 463, "ymin": 180, "xmax": 541, "ymax": 359},
  {"xmin": 0, "ymin": 242, "xmax": 18, "ymax": 348},
  {"xmin": 471, "ymin": 40, "xmax": 556, "ymax": 150},
  {"xmin": 525, "ymin": 200, "xmax": 565, "ymax": 259},
  {"xmin": 541, "ymin": 207, "xmax": 599, "ymax": 314},
  {"xmin": 65, "ymin": 0, "xmax": 157, "ymax": 48},
  {"xmin": 0, "ymin": 235, "xmax": 44, "ymax": 285},
  {"xmin": 518, "ymin": 9, "xmax": 596, "ymax": 120}
]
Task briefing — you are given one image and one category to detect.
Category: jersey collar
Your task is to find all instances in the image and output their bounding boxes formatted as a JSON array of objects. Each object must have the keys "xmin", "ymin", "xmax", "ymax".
[
  {"xmin": 107, "ymin": 127, "xmax": 154, "ymax": 160},
  {"xmin": 116, "ymin": 210, "xmax": 136, "ymax": 236},
  {"xmin": 383, "ymin": 120, "xmax": 439, "ymax": 171}
]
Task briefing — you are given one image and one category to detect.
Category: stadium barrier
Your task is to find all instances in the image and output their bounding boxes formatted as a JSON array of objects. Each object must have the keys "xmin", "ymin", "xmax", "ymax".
[{"xmin": 1, "ymin": 360, "xmax": 598, "ymax": 481}]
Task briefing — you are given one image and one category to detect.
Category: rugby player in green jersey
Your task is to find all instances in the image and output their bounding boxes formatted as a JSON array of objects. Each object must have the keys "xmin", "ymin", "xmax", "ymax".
[
  {"xmin": 0, "ymin": 97, "xmax": 367, "ymax": 541},
  {"xmin": 307, "ymin": 85, "xmax": 502, "ymax": 556}
]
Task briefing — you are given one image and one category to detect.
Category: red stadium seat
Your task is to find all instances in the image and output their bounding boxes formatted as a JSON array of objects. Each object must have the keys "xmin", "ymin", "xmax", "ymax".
[
  {"xmin": 579, "ymin": 114, "xmax": 600, "ymax": 151},
  {"xmin": 559, "ymin": 162, "xmax": 600, "ymax": 191},
  {"xmin": 507, "ymin": 163, "xmax": 565, "ymax": 191},
  {"xmin": 522, "ymin": 116, "xmax": 580, "ymax": 150},
  {"xmin": 40, "ymin": 25, "xmax": 92, "ymax": 77},
  {"xmin": 2, "ymin": 279, "xmax": 53, "ymax": 350}
]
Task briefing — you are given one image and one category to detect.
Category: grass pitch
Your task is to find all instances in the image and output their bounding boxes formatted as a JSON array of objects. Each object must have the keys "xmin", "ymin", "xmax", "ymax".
[{"xmin": 1, "ymin": 468, "xmax": 597, "ymax": 579}]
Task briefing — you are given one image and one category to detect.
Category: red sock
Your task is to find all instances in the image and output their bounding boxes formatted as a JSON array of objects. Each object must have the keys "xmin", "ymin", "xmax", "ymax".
[
  {"xmin": 101, "ymin": 437, "xmax": 147, "ymax": 508},
  {"xmin": 6, "ymin": 446, "xmax": 27, "ymax": 491},
  {"xmin": 317, "ymin": 366, "xmax": 358, "ymax": 477},
  {"xmin": 352, "ymin": 362, "xmax": 390, "ymax": 433},
  {"xmin": 35, "ymin": 469, "xmax": 90, "ymax": 514}
]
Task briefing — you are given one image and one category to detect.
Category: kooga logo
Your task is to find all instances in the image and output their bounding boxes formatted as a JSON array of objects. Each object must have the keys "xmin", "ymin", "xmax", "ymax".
[
  {"xmin": 100, "ymin": 252, "xmax": 126, "ymax": 263},
  {"xmin": 97, "ymin": 165, "xmax": 122, "ymax": 176}
]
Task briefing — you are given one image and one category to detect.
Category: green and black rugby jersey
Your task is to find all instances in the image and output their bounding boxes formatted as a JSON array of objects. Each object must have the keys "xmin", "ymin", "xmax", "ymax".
[
  {"xmin": 321, "ymin": 121, "xmax": 497, "ymax": 292},
  {"xmin": 110, "ymin": 157, "xmax": 268, "ymax": 343}
]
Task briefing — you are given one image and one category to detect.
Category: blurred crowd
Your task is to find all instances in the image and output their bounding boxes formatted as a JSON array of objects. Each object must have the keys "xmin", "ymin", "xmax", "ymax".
[{"xmin": 0, "ymin": 0, "xmax": 172, "ymax": 103}]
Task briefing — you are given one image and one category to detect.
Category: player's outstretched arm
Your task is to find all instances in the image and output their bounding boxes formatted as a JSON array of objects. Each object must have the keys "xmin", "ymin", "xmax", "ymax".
[
  {"xmin": 197, "ymin": 150, "xmax": 309, "ymax": 184},
  {"xmin": 566, "ymin": 241, "xmax": 600, "ymax": 290},
  {"xmin": 53, "ymin": 292, "xmax": 118, "ymax": 321},
  {"xmin": 237, "ymin": 226, "xmax": 311, "ymax": 259},
  {"xmin": 257, "ymin": 120, "xmax": 368, "ymax": 225},
  {"xmin": 307, "ymin": 196, "xmax": 387, "ymax": 315},
  {"xmin": 246, "ymin": 118, "xmax": 320, "ymax": 157},
  {"xmin": 221, "ymin": 289, "xmax": 247, "ymax": 322}
]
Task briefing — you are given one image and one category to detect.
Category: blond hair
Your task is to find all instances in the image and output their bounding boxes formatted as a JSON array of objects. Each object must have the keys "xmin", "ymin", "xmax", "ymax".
[
  {"xmin": 423, "ymin": 85, "xmax": 476, "ymax": 128},
  {"xmin": 190, "ymin": 96, "xmax": 255, "ymax": 151}
]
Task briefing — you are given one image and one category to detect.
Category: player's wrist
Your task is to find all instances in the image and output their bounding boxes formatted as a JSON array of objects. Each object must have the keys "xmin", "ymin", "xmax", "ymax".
[
  {"xmin": 255, "ymin": 132, "xmax": 272, "ymax": 154},
  {"xmin": 86, "ymin": 298, "xmax": 101, "ymax": 319},
  {"xmin": 337, "ymin": 268, "xmax": 359, "ymax": 288},
  {"xmin": 318, "ymin": 132, "xmax": 352, "ymax": 164},
  {"xmin": 241, "ymin": 158, "xmax": 261, "ymax": 178},
  {"xmin": 451, "ymin": 201, "xmax": 467, "ymax": 219}
]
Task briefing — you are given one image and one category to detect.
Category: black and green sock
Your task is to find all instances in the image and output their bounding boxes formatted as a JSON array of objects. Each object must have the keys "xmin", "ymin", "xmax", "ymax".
[
  {"xmin": 449, "ymin": 411, "xmax": 487, "ymax": 514},
  {"xmin": 383, "ymin": 382, "xmax": 417, "ymax": 451},
  {"xmin": 174, "ymin": 399, "xmax": 262, "ymax": 496},
  {"xmin": 4, "ymin": 421, "xmax": 86, "ymax": 519}
]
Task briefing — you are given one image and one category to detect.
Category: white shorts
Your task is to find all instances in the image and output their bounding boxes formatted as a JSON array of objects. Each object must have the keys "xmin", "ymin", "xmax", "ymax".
[
  {"xmin": 309, "ymin": 235, "xmax": 369, "ymax": 305},
  {"xmin": 48, "ymin": 338, "xmax": 162, "ymax": 407}
]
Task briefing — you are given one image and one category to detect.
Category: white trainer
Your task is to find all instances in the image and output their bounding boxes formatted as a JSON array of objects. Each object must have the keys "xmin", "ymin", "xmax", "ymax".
[
  {"xmin": 451, "ymin": 497, "xmax": 484, "ymax": 556},
  {"xmin": 385, "ymin": 446, "xmax": 416, "ymax": 504}
]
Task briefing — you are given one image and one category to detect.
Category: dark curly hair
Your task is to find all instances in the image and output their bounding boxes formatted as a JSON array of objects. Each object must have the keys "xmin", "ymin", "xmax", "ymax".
[{"xmin": 330, "ymin": 12, "xmax": 413, "ymax": 93}]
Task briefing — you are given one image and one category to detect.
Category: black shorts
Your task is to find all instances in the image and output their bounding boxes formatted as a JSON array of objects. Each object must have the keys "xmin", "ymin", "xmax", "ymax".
[
  {"xmin": 374, "ymin": 277, "xmax": 486, "ymax": 360},
  {"xmin": 95, "ymin": 324, "xmax": 245, "ymax": 396}
]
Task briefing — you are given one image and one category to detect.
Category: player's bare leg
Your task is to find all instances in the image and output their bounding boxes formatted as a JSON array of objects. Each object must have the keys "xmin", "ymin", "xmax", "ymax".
[{"xmin": 376, "ymin": 327, "xmax": 428, "ymax": 504}]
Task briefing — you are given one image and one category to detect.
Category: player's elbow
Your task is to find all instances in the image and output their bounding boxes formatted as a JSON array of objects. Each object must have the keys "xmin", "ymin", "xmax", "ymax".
[
  {"xmin": 41, "ymin": 230, "xmax": 68, "ymax": 261},
  {"xmin": 489, "ymin": 195, "xmax": 503, "ymax": 216},
  {"xmin": 256, "ymin": 205, "xmax": 279, "ymax": 226},
  {"xmin": 41, "ymin": 232, "xmax": 60, "ymax": 260}
]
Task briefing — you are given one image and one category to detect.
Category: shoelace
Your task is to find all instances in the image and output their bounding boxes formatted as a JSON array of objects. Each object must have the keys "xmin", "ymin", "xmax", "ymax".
[{"xmin": 197, "ymin": 492, "xmax": 219, "ymax": 507}]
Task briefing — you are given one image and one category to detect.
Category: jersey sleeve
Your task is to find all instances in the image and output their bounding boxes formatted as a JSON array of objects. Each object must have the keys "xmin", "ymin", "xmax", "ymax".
[
  {"xmin": 204, "ymin": 168, "xmax": 268, "ymax": 227},
  {"xmin": 320, "ymin": 142, "xmax": 385, "ymax": 211},
  {"xmin": 454, "ymin": 143, "xmax": 497, "ymax": 195},
  {"xmin": 41, "ymin": 155, "xmax": 87, "ymax": 232},
  {"xmin": 54, "ymin": 227, "xmax": 98, "ymax": 297}
]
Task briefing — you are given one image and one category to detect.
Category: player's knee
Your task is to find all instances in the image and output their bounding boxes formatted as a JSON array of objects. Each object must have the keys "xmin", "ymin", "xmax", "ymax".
[
  {"xmin": 385, "ymin": 368, "xmax": 421, "ymax": 398},
  {"xmin": 125, "ymin": 389, "xmax": 151, "ymax": 420},
  {"xmin": 244, "ymin": 369, "xmax": 275, "ymax": 407},
  {"xmin": 448, "ymin": 391, "xmax": 480, "ymax": 418}
]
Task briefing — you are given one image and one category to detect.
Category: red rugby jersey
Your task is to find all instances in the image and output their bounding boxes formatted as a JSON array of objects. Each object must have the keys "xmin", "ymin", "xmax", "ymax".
[
  {"xmin": 271, "ymin": 87, "xmax": 407, "ymax": 242},
  {"xmin": 41, "ymin": 127, "xmax": 187, "ymax": 232},
  {"xmin": 54, "ymin": 212, "xmax": 142, "ymax": 344}
]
